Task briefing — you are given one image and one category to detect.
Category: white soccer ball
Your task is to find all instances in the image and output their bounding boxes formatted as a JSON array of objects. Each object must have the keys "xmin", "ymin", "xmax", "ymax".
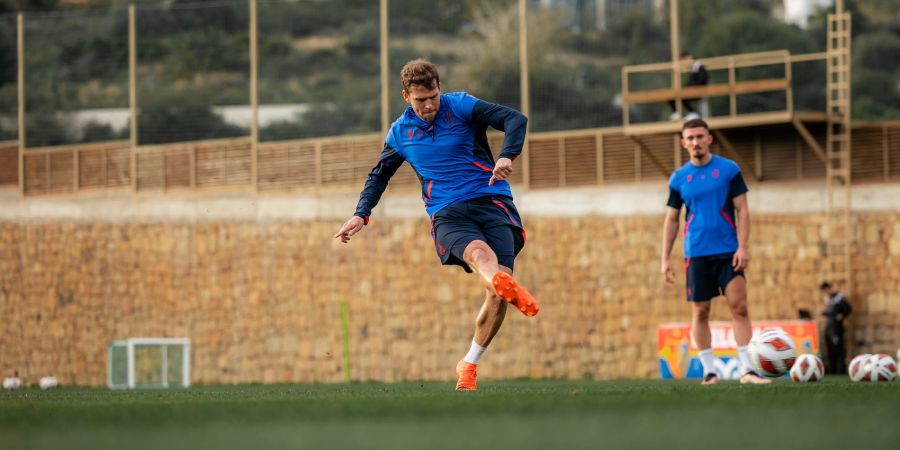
[
  {"xmin": 848, "ymin": 353, "xmax": 873, "ymax": 382},
  {"xmin": 39, "ymin": 376, "xmax": 58, "ymax": 390},
  {"xmin": 790, "ymin": 353, "xmax": 824, "ymax": 383},
  {"xmin": 748, "ymin": 328, "xmax": 798, "ymax": 377},
  {"xmin": 868, "ymin": 354, "xmax": 897, "ymax": 382},
  {"xmin": 2, "ymin": 377, "xmax": 22, "ymax": 390}
]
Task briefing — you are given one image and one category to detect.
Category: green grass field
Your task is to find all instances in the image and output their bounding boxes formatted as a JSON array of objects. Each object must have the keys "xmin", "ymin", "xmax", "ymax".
[{"xmin": 2, "ymin": 378, "xmax": 899, "ymax": 450}]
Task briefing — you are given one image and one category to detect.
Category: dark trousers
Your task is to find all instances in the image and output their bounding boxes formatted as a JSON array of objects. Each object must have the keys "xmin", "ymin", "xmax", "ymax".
[
  {"xmin": 669, "ymin": 98, "xmax": 698, "ymax": 113},
  {"xmin": 824, "ymin": 328, "xmax": 847, "ymax": 374}
]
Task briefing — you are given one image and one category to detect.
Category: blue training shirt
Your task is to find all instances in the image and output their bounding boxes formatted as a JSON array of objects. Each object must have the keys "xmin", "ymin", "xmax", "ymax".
[
  {"xmin": 354, "ymin": 92, "xmax": 527, "ymax": 220},
  {"xmin": 666, "ymin": 154, "xmax": 748, "ymax": 258}
]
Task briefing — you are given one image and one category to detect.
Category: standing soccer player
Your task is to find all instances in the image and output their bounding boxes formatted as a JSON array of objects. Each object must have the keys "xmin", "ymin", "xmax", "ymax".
[
  {"xmin": 334, "ymin": 59, "xmax": 539, "ymax": 391},
  {"xmin": 660, "ymin": 118, "xmax": 769, "ymax": 385}
]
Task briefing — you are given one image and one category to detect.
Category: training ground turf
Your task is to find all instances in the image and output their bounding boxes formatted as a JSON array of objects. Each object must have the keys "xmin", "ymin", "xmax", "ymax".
[{"xmin": 2, "ymin": 377, "xmax": 898, "ymax": 450}]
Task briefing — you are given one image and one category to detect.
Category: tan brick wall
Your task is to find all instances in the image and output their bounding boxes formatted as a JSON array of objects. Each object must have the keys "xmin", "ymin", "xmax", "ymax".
[{"xmin": 1, "ymin": 214, "xmax": 898, "ymax": 386}]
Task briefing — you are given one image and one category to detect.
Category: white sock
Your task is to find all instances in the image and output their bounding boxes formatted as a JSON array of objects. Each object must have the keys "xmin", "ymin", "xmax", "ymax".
[
  {"xmin": 737, "ymin": 346, "xmax": 753, "ymax": 374},
  {"xmin": 699, "ymin": 348, "xmax": 716, "ymax": 376},
  {"xmin": 463, "ymin": 340, "xmax": 486, "ymax": 365}
]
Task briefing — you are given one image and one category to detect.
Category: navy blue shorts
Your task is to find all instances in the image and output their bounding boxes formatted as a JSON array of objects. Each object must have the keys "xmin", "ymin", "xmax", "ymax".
[
  {"xmin": 684, "ymin": 252, "xmax": 744, "ymax": 301},
  {"xmin": 431, "ymin": 195, "xmax": 526, "ymax": 273}
]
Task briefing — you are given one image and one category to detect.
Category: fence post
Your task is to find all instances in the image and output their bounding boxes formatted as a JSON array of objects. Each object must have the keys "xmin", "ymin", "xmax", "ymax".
[
  {"xmin": 249, "ymin": 0, "xmax": 259, "ymax": 191},
  {"xmin": 129, "ymin": 4, "xmax": 138, "ymax": 192},
  {"xmin": 380, "ymin": 0, "xmax": 389, "ymax": 136},
  {"xmin": 518, "ymin": 0, "xmax": 530, "ymax": 189},
  {"xmin": 785, "ymin": 51, "xmax": 793, "ymax": 116},
  {"xmin": 17, "ymin": 13, "xmax": 24, "ymax": 196},
  {"xmin": 669, "ymin": 0, "xmax": 682, "ymax": 116},
  {"xmin": 596, "ymin": 132, "xmax": 604, "ymax": 184}
]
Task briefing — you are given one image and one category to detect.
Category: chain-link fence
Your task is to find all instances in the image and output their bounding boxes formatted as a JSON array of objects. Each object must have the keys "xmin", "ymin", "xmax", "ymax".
[
  {"xmin": 0, "ymin": 13, "xmax": 16, "ymax": 142},
  {"xmin": 2, "ymin": 0, "xmax": 895, "ymax": 150},
  {"xmin": 22, "ymin": 7, "xmax": 129, "ymax": 147},
  {"xmin": 0, "ymin": 0, "xmax": 668, "ymax": 147},
  {"xmin": 258, "ymin": 0, "xmax": 380, "ymax": 141}
]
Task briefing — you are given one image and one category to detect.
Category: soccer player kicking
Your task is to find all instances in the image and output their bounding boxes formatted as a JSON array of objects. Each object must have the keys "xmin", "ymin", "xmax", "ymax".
[
  {"xmin": 334, "ymin": 59, "xmax": 539, "ymax": 391},
  {"xmin": 660, "ymin": 118, "xmax": 769, "ymax": 385}
]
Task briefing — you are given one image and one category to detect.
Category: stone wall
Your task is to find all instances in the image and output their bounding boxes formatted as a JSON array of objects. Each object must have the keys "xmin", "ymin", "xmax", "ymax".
[{"xmin": 2, "ymin": 211, "xmax": 898, "ymax": 386}]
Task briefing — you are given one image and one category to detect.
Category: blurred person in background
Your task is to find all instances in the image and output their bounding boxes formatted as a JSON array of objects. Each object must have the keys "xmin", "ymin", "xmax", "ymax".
[
  {"xmin": 669, "ymin": 52, "xmax": 708, "ymax": 121},
  {"xmin": 661, "ymin": 118, "xmax": 769, "ymax": 385},
  {"xmin": 334, "ymin": 59, "xmax": 539, "ymax": 391},
  {"xmin": 819, "ymin": 281, "xmax": 852, "ymax": 374}
]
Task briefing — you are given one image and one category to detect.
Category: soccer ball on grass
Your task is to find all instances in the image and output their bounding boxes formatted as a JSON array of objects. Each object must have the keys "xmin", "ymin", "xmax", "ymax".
[
  {"xmin": 848, "ymin": 354, "xmax": 872, "ymax": 382},
  {"xmin": 789, "ymin": 354, "xmax": 824, "ymax": 382},
  {"xmin": 747, "ymin": 328, "xmax": 797, "ymax": 377},
  {"xmin": 850, "ymin": 354, "xmax": 896, "ymax": 382}
]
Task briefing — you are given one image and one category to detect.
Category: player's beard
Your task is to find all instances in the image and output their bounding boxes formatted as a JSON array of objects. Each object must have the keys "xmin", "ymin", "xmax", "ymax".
[{"xmin": 691, "ymin": 147, "xmax": 707, "ymax": 161}]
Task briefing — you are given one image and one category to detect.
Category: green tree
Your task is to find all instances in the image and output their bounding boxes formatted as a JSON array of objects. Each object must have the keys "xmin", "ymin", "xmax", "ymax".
[{"xmin": 138, "ymin": 95, "xmax": 245, "ymax": 145}]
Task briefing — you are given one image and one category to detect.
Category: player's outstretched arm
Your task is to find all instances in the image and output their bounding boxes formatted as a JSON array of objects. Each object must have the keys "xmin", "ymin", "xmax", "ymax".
[
  {"xmin": 334, "ymin": 216, "xmax": 365, "ymax": 244},
  {"xmin": 661, "ymin": 206, "xmax": 681, "ymax": 284},
  {"xmin": 336, "ymin": 143, "xmax": 405, "ymax": 244}
]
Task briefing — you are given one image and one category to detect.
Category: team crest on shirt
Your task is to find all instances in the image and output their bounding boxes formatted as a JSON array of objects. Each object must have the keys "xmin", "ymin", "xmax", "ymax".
[
  {"xmin": 443, "ymin": 110, "xmax": 454, "ymax": 126},
  {"xmin": 712, "ymin": 168, "xmax": 720, "ymax": 179},
  {"xmin": 407, "ymin": 128, "xmax": 423, "ymax": 139},
  {"xmin": 687, "ymin": 175, "xmax": 693, "ymax": 183}
]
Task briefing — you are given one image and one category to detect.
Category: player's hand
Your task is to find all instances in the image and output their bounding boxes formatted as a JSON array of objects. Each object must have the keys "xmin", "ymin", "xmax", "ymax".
[
  {"xmin": 489, "ymin": 157, "xmax": 513, "ymax": 186},
  {"xmin": 661, "ymin": 259, "xmax": 675, "ymax": 284},
  {"xmin": 334, "ymin": 216, "xmax": 365, "ymax": 243},
  {"xmin": 733, "ymin": 247, "xmax": 750, "ymax": 271}
]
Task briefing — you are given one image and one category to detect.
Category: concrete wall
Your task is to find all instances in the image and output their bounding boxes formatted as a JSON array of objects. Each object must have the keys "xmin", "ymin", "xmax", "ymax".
[{"xmin": 1, "ymin": 185, "xmax": 899, "ymax": 386}]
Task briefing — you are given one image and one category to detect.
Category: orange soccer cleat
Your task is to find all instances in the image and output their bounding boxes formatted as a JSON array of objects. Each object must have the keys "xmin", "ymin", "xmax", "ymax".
[
  {"xmin": 491, "ymin": 272, "xmax": 540, "ymax": 317},
  {"xmin": 455, "ymin": 360, "xmax": 478, "ymax": 391}
]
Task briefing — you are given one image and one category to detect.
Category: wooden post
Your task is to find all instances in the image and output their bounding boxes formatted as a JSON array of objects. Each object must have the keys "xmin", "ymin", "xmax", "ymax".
[
  {"xmin": 380, "ymin": 0, "xmax": 389, "ymax": 136},
  {"xmin": 785, "ymin": 52, "xmax": 793, "ymax": 115},
  {"xmin": 73, "ymin": 146, "xmax": 79, "ymax": 191},
  {"xmin": 754, "ymin": 131, "xmax": 763, "ymax": 181},
  {"xmin": 596, "ymin": 132, "xmax": 604, "ymax": 184},
  {"xmin": 728, "ymin": 59, "xmax": 737, "ymax": 117},
  {"xmin": 17, "ymin": 13, "xmax": 24, "ymax": 196},
  {"xmin": 314, "ymin": 141, "xmax": 322, "ymax": 189},
  {"xmin": 622, "ymin": 67, "xmax": 630, "ymax": 127},
  {"xmin": 673, "ymin": 134, "xmax": 681, "ymax": 169},
  {"xmin": 558, "ymin": 136, "xmax": 565, "ymax": 187},
  {"xmin": 883, "ymin": 124, "xmax": 889, "ymax": 181},
  {"xmin": 669, "ymin": 0, "xmax": 681, "ymax": 115},
  {"xmin": 249, "ymin": 0, "xmax": 259, "ymax": 191},
  {"xmin": 518, "ymin": 0, "xmax": 530, "ymax": 189},
  {"xmin": 129, "ymin": 5, "xmax": 138, "ymax": 192},
  {"xmin": 634, "ymin": 140, "xmax": 641, "ymax": 182}
]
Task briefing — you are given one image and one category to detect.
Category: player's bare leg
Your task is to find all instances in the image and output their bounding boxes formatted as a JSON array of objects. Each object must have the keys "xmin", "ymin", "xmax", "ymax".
[
  {"xmin": 725, "ymin": 276, "xmax": 752, "ymax": 346},
  {"xmin": 726, "ymin": 276, "xmax": 770, "ymax": 384},
  {"xmin": 692, "ymin": 301, "xmax": 718, "ymax": 384},
  {"xmin": 456, "ymin": 278, "xmax": 509, "ymax": 391},
  {"xmin": 474, "ymin": 275, "xmax": 509, "ymax": 348},
  {"xmin": 691, "ymin": 301, "xmax": 712, "ymax": 350},
  {"xmin": 457, "ymin": 241, "xmax": 534, "ymax": 391},
  {"xmin": 462, "ymin": 240, "xmax": 539, "ymax": 316}
]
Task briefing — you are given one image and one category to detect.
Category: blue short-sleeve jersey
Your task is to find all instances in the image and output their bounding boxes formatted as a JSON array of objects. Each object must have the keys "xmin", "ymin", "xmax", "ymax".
[
  {"xmin": 386, "ymin": 92, "xmax": 513, "ymax": 217},
  {"xmin": 667, "ymin": 154, "xmax": 748, "ymax": 258},
  {"xmin": 356, "ymin": 92, "xmax": 526, "ymax": 220}
]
